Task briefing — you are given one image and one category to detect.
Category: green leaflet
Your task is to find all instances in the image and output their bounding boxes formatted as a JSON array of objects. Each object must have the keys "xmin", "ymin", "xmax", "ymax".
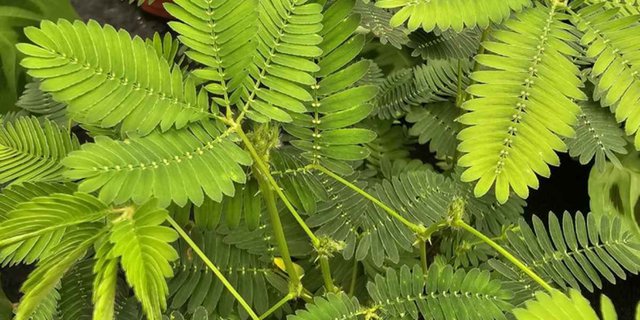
[
  {"xmin": 407, "ymin": 102, "xmax": 463, "ymax": 161},
  {"xmin": 63, "ymin": 120, "xmax": 252, "ymax": 207},
  {"xmin": 0, "ymin": 116, "xmax": 79, "ymax": 185},
  {"xmin": 15, "ymin": 81, "xmax": 68, "ymax": 125},
  {"xmin": 374, "ymin": 59, "xmax": 468, "ymax": 120},
  {"xmin": 242, "ymin": 0, "xmax": 324, "ymax": 122},
  {"xmin": 368, "ymin": 265, "xmax": 511, "ymax": 319},
  {"xmin": 497, "ymin": 211, "xmax": 640, "ymax": 293},
  {"xmin": 287, "ymin": 292, "xmax": 363, "ymax": 320},
  {"xmin": 513, "ymin": 289, "xmax": 599, "ymax": 320},
  {"xmin": 377, "ymin": 0, "xmax": 531, "ymax": 32},
  {"xmin": 572, "ymin": 4, "xmax": 640, "ymax": 148},
  {"xmin": 566, "ymin": 97, "xmax": 628, "ymax": 171},
  {"xmin": 457, "ymin": 4, "xmax": 586, "ymax": 203},
  {"xmin": 166, "ymin": 0, "xmax": 258, "ymax": 107},
  {"xmin": 17, "ymin": 20, "xmax": 208, "ymax": 135},
  {"xmin": 284, "ymin": 0, "xmax": 377, "ymax": 169},
  {"xmin": 109, "ymin": 200, "xmax": 179, "ymax": 320}
]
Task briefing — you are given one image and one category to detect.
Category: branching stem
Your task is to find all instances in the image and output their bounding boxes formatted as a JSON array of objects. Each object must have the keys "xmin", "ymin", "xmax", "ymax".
[
  {"xmin": 259, "ymin": 293, "xmax": 295, "ymax": 320},
  {"xmin": 167, "ymin": 216, "xmax": 260, "ymax": 320},
  {"xmin": 453, "ymin": 219, "xmax": 554, "ymax": 292},
  {"xmin": 235, "ymin": 125, "xmax": 320, "ymax": 247}
]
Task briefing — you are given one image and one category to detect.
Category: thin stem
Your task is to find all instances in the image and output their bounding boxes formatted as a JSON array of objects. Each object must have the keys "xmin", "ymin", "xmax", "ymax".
[
  {"xmin": 319, "ymin": 256, "xmax": 337, "ymax": 293},
  {"xmin": 348, "ymin": 259, "xmax": 359, "ymax": 296},
  {"xmin": 256, "ymin": 171, "xmax": 302, "ymax": 293},
  {"xmin": 235, "ymin": 125, "xmax": 320, "ymax": 246},
  {"xmin": 259, "ymin": 293, "xmax": 294, "ymax": 320},
  {"xmin": 454, "ymin": 220, "xmax": 554, "ymax": 292},
  {"xmin": 311, "ymin": 164, "xmax": 424, "ymax": 234},
  {"xmin": 419, "ymin": 241, "xmax": 428, "ymax": 275},
  {"xmin": 455, "ymin": 59, "xmax": 464, "ymax": 108},
  {"xmin": 167, "ymin": 217, "xmax": 260, "ymax": 320}
]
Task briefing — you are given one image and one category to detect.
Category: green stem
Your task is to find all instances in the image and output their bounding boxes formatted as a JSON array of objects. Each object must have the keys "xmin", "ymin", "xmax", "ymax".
[
  {"xmin": 419, "ymin": 241, "xmax": 428, "ymax": 275},
  {"xmin": 348, "ymin": 259, "xmax": 359, "ymax": 296},
  {"xmin": 259, "ymin": 293, "xmax": 294, "ymax": 320},
  {"xmin": 235, "ymin": 125, "xmax": 320, "ymax": 247},
  {"xmin": 455, "ymin": 59, "xmax": 464, "ymax": 108},
  {"xmin": 311, "ymin": 164, "xmax": 424, "ymax": 234},
  {"xmin": 319, "ymin": 256, "xmax": 337, "ymax": 293},
  {"xmin": 167, "ymin": 217, "xmax": 260, "ymax": 320},
  {"xmin": 454, "ymin": 220, "xmax": 554, "ymax": 292},
  {"xmin": 256, "ymin": 171, "xmax": 302, "ymax": 294}
]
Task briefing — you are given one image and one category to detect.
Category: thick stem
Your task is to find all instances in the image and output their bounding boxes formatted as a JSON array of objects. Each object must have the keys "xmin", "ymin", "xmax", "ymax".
[
  {"xmin": 235, "ymin": 125, "xmax": 320, "ymax": 247},
  {"xmin": 454, "ymin": 220, "xmax": 554, "ymax": 292},
  {"xmin": 167, "ymin": 217, "xmax": 260, "ymax": 320},
  {"xmin": 319, "ymin": 256, "xmax": 337, "ymax": 293},
  {"xmin": 311, "ymin": 164, "xmax": 424, "ymax": 234},
  {"xmin": 259, "ymin": 293, "xmax": 294, "ymax": 320},
  {"xmin": 256, "ymin": 172, "xmax": 302, "ymax": 294}
]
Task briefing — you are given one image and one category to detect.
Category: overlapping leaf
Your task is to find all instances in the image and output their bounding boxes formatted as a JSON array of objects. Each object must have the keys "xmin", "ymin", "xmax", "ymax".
[
  {"xmin": 63, "ymin": 120, "xmax": 252, "ymax": 207},
  {"xmin": 17, "ymin": 20, "xmax": 208, "ymax": 135},
  {"xmin": 458, "ymin": 4, "xmax": 586, "ymax": 203}
]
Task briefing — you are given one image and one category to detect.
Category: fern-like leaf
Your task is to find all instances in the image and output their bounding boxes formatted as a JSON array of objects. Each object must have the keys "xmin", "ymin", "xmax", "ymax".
[
  {"xmin": 93, "ymin": 238, "xmax": 119, "ymax": 320},
  {"xmin": 0, "ymin": 192, "xmax": 107, "ymax": 267},
  {"xmin": 58, "ymin": 258, "xmax": 94, "ymax": 320},
  {"xmin": 353, "ymin": 1, "xmax": 409, "ymax": 49},
  {"xmin": 572, "ymin": 4, "xmax": 640, "ymax": 148},
  {"xmin": 15, "ymin": 81, "xmax": 67, "ymax": 125},
  {"xmin": 165, "ymin": 0, "xmax": 257, "ymax": 107},
  {"xmin": 458, "ymin": 4, "xmax": 587, "ymax": 203},
  {"xmin": 284, "ymin": 0, "xmax": 377, "ymax": 171},
  {"xmin": 16, "ymin": 226, "xmax": 103, "ymax": 320},
  {"xmin": 288, "ymin": 292, "xmax": 364, "ymax": 320},
  {"xmin": 109, "ymin": 200, "xmax": 179, "ymax": 320},
  {"xmin": 377, "ymin": 0, "xmax": 531, "ymax": 32},
  {"xmin": 375, "ymin": 59, "xmax": 468, "ymax": 120},
  {"xmin": 63, "ymin": 120, "xmax": 252, "ymax": 207},
  {"xmin": 240, "ymin": 0, "xmax": 324, "ymax": 122},
  {"xmin": 368, "ymin": 264, "xmax": 511, "ymax": 319},
  {"xmin": 499, "ymin": 211, "xmax": 640, "ymax": 292},
  {"xmin": 0, "ymin": 116, "xmax": 79, "ymax": 185},
  {"xmin": 567, "ymin": 98, "xmax": 628, "ymax": 171},
  {"xmin": 513, "ymin": 289, "xmax": 598, "ymax": 320},
  {"xmin": 407, "ymin": 102, "xmax": 462, "ymax": 161},
  {"xmin": 408, "ymin": 29, "xmax": 482, "ymax": 61},
  {"xmin": 17, "ymin": 20, "xmax": 208, "ymax": 135}
]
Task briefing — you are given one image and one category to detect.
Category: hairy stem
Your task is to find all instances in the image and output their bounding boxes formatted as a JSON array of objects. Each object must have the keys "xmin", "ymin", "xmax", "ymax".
[
  {"xmin": 167, "ymin": 217, "xmax": 260, "ymax": 320},
  {"xmin": 259, "ymin": 293, "xmax": 294, "ymax": 320},
  {"xmin": 453, "ymin": 220, "xmax": 554, "ymax": 292},
  {"xmin": 319, "ymin": 256, "xmax": 337, "ymax": 293},
  {"xmin": 311, "ymin": 164, "xmax": 424, "ymax": 234},
  {"xmin": 235, "ymin": 125, "xmax": 320, "ymax": 247},
  {"xmin": 256, "ymin": 171, "xmax": 302, "ymax": 294}
]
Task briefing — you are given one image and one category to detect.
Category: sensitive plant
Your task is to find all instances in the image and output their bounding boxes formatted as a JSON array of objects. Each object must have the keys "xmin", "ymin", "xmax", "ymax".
[{"xmin": 1, "ymin": 0, "xmax": 640, "ymax": 319}]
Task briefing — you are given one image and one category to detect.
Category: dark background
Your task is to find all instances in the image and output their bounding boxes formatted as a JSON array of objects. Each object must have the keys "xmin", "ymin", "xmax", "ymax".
[{"xmin": 2, "ymin": 0, "xmax": 638, "ymax": 318}]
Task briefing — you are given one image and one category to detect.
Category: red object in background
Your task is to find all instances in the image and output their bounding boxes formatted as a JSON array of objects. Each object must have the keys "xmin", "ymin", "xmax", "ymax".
[{"xmin": 140, "ymin": 0, "xmax": 174, "ymax": 19}]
